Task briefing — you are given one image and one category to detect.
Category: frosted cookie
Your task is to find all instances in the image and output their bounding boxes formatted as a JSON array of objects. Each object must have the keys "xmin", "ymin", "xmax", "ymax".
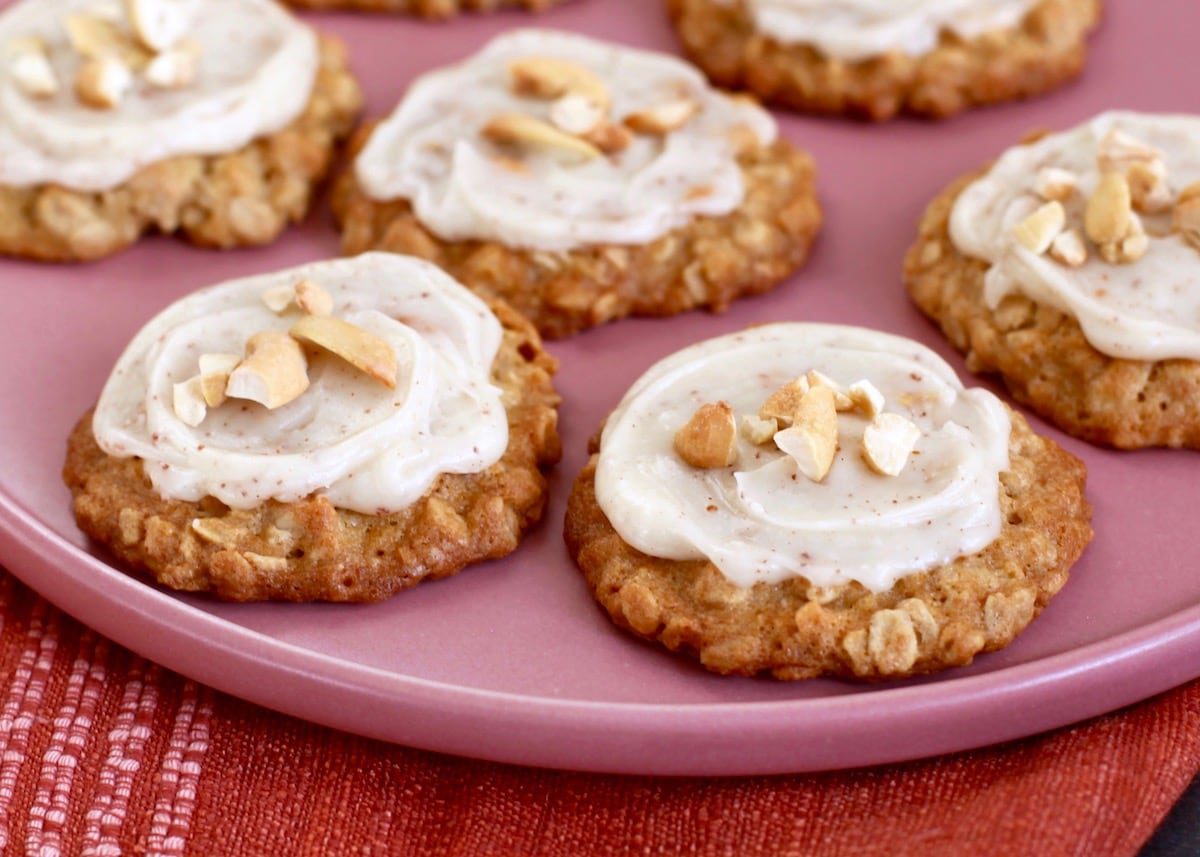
[
  {"xmin": 564, "ymin": 324, "xmax": 1091, "ymax": 680},
  {"xmin": 64, "ymin": 254, "xmax": 561, "ymax": 602},
  {"xmin": 907, "ymin": 112, "xmax": 1200, "ymax": 448},
  {"xmin": 666, "ymin": 0, "xmax": 1102, "ymax": 121},
  {"xmin": 282, "ymin": 0, "xmax": 565, "ymax": 17},
  {"xmin": 335, "ymin": 29, "xmax": 821, "ymax": 339},
  {"xmin": 0, "ymin": 0, "xmax": 362, "ymax": 262}
]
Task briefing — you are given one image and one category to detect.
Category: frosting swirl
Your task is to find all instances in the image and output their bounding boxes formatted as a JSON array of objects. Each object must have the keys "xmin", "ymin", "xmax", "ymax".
[
  {"xmin": 737, "ymin": 0, "xmax": 1039, "ymax": 60},
  {"xmin": 354, "ymin": 29, "xmax": 777, "ymax": 252},
  {"xmin": 0, "ymin": 0, "xmax": 318, "ymax": 191},
  {"xmin": 951, "ymin": 111, "xmax": 1200, "ymax": 362},
  {"xmin": 594, "ymin": 324, "xmax": 1012, "ymax": 592},
  {"xmin": 93, "ymin": 254, "xmax": 509, "ymax": 515}
]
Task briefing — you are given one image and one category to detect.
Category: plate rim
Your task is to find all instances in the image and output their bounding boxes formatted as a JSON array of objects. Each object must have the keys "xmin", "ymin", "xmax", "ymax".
[{"xmin": 3, "ymin": 484, "xmax": 1200, "ymax": 776}]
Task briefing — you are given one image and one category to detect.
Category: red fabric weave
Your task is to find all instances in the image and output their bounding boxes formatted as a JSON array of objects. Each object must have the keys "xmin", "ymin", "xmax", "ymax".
[{"xmin": 0, "ymin": 570, "xmax": 1194, "ymax": 856}]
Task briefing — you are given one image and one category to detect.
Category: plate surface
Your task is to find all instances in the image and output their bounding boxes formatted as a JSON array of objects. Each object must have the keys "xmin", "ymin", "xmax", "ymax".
[{"xmin": 2, "ymin": 0, "xmax": 1200, "ymax": 776}]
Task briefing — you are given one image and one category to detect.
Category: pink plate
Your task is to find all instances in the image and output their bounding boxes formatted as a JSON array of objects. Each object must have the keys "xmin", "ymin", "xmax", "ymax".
[{"xmin": 2, "ymin": 0, "xmax": 1200, "ymax": 776}]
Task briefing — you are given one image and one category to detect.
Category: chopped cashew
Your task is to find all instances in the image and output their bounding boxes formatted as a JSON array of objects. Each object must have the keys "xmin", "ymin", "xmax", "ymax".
[
  {"xmin": 1097, "ymin": 214, "xmax": 1148, "ymax": 265},
  {"xmin": 482, "ymin": 113, "xmax": 601, "ymax": 164},
  {"xmin": 674, "ymin": 402, "xmax": 738, "ymax": 469},
  {"xmin": 1085, "ymin": 171, "xmax": 1148, "ymax": 265},
  {"xmin": 507, "ymin": 56, "xmax": 610, "ymax": 109},
  {"xmin": 759, "ymin": 376, "xmax": 810, "ymax": 426},
  {"xmin": 624, "ymin": 99, "xmax": 699, "ymax": 135},
  {"xmin": 144, "ymin": 42, "xmax": 197, "ymax": 89},
  {"xmin": 1096, "ymin": 129, "xmax": 1171, "ymax": 214},
  {"xmin": 1173, "ymin": 183, "xmax": 1200, "ymax": 250},
  {"xmin": 8, "ymin": 38, "xmax": 58, "ymax": 98},
  {"xmin": 261, "ymin": 278, "xmax": 333, "ymax": 316},
  {"xmin": 1097, "ymin": 128, "xmax": 1163, "ymax": 175},
  {"xmin": 290, "ymin": 315, "xmax": 398, "ymax": 389},
  {"xmin": 773, "ymin": 385, "xmax": 838, "ymax": 482},
  {"xmin": 65, "ymin": 14, "xmax": 119, "ymax": 58},
  {"xmin": 294, "ymin": 278, "xmax": 334, "ymax": 317},
  {"xmin": 1033, "ymin": 167, "xmax": 1078, "ymax": 202},
  {"xmin": 549, "ymin": 93, "xmax": 605, "ymax": 136},
  {"xmin": 1085, "ymin": 172, "xmax": 1134, "ymax": 245},
  {"xmin": 806, "ymin": 370, "xmax": 854, "ymax": 411},
  {"xmin": 75, "ymin": 56, "xmax": 132, "ymax": 109},
  {"xmin": 581, "ymin": 121, "xmax": 632, "ymax": 155},
  {"xmin": 65, "ymin": 14, "xmax": 149, "ymax": 68},
  {"xmin": 125, "ymin": 0, "xmax": 191, "ymax": 52},
  {"xmin": 1126, "ymin": 160, "xmax": 1171, "ymax": 214},
  {"xmin": 740, "ymin": 414, "xmax": 778, "ymax": 446},
  {"xmin": 261, "ymin": 283, "xmax": 295, "ymax": 313},
  {"xmin": 172, "ymin": 375, "xmax": 207, "ymax": 427},
  {"xmin": 1049, "ymin": 228, "xmax": 1088, "ymax": 267},
  {"xmin": 1013, "ymin": 201, "xmax": 1065, "ymax": 254},
  {"xmin": 197, "ymin": 353, "xmax": 241, "ymax": 408},
  {"xmin": 846, "ymin": 380, "xmax": 885, "ymax": 419},
  {"xmin": 225, "ymin": 331, "xmax": 310, "ymax": 409},
  {"xmin": 861, "ymin": 413, "xmax": 921, "ymax": 477}
]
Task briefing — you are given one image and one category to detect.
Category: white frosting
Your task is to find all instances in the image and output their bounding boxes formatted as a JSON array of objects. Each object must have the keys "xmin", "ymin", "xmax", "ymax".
[
  {"xmin": 354, "ymin": 29, "xmax": 777, "ymax": 252},
  {"xmin": 951, "ymin": 111, "xmax": 1200, "ymax": 362},
  {"xmin": 93, "ymin": 254, "xmax": 509, "ymax": 515},
  {"xmin": 0, "ymin": 0, "xmax": 319, "ymax": 191},
  {"xmin": 594, "ymin": 324, "xmax": 1012, "ymax": 592},
  {"xmin": 739, "ymin": 0, "xmax": 1039, "ymax": 61}
]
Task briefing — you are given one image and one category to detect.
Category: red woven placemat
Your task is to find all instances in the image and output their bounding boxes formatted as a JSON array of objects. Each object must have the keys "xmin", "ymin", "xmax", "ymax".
[{"xmin": 0, "ymin": 570, "xmax": 1196, "ymax": 856}]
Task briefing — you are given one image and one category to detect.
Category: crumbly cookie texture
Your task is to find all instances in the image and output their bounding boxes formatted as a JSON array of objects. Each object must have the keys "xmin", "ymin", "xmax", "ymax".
[
  {"xmin": 565, "ymin": 411, "xmax": 1091, "ymax": 680},
  {"xmin": 0, "ymin": 36, "xmax": 363, "ymax": 263},
  {"xmin": 281, "ymin": 0, "xmax": 563, "ymax": 16},
  {"xmin": 665, "ymin": 0, "xmax": 1102, "ymax": 121},
  {"xmin": 65, "ymin": 300, "xmax": 561, "ymax": 603},
  {"xmin": 906, "ymin": 169, "xmax": 1200, "ymax": 449},
  {"xmin": 335, "ymin": 128, "xmax": 821, "ymax": 339}
]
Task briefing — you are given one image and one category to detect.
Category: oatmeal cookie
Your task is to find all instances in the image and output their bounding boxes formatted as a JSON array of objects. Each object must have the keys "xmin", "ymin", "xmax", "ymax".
[
  {"xmin": 64, "ymin": 298, "xmax": 561, "ymax": 603},
  {"xmin": 282, "ymin": 0, "xmax": 564, "ymax": 15},
  {"xmin": 906, "ymin": 170, "xmax": 1200, "ymax": 449},
  {"xmin": 337, "ymin": 29, "xmax": 822, "ymax": 339},
  {"xmin": 0, "ymin": 36, "xmax": 363, "ymax": 263},
  {"xmin": 565, "ymin": 411, "xmax": 1091, "ymax": 680},
  {"xmin": 665, "ymin": 0, "xmax": 1102, "ymax": 121},
  {"xmin": 336, "ymin": 129, "xmax": 821, "ymax": 339}
]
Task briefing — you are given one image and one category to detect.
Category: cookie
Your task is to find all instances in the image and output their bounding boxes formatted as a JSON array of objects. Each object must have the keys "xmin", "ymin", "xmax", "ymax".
[
  {"xmin": 666, "ymin": 0, "xmax": 1102, "ymax": 121},
  {"xmin": 281, "ymin": 0, "xmax": 564, "ymax": 16},
  {"xmin": 335, "ymin": 29, "xmax": 821, "ymax": 339},
  {"xmin": 64, "ymin": 254, "xmax": 561, "ymax": 602},
  {"xmin": 564, "ymin": 324, "xmax": 1092, "ymax": 680},
  {"xmin": 0, "ymin": 0, "xmax": 363, "ymax": 263},
  {"xmin": 907, "ymin": 112, "xmax": 1200, "ymax": 449}
]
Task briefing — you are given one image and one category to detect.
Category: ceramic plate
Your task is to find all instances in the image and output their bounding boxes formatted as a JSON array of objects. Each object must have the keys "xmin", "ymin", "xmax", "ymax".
[{"xmin": 2, "ymin": 0, "xmax": 1199, "ymax": 775}]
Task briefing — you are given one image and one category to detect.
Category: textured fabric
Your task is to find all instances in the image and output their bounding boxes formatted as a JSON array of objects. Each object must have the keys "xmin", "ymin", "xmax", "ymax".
[{"xmin": 0, "ymin": 570, "xmax": 1196, "ymax": 856}]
